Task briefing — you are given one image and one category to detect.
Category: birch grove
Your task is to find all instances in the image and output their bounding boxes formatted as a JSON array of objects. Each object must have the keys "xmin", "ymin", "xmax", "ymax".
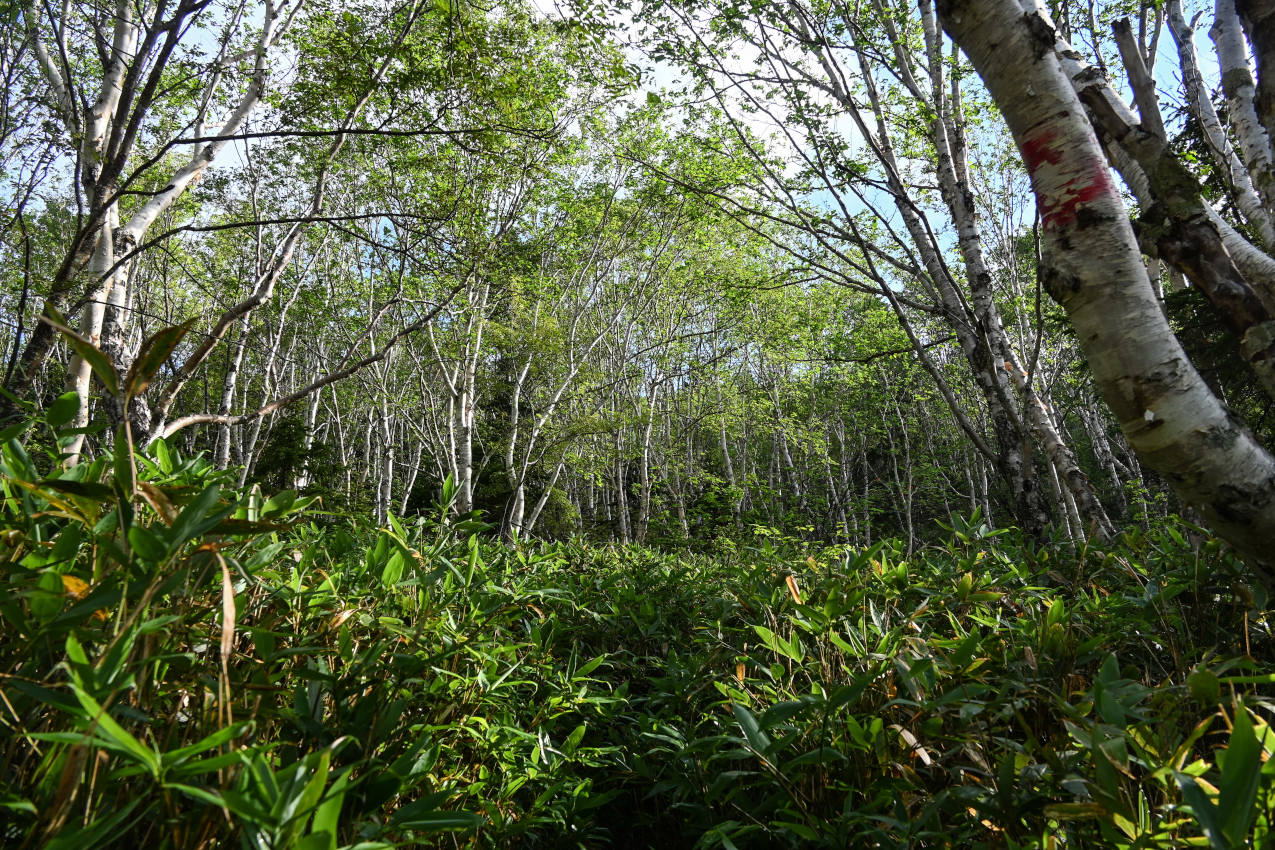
[{"xmin": 1, "ymin": 0, "xmax": 1271, "ymax": 570}]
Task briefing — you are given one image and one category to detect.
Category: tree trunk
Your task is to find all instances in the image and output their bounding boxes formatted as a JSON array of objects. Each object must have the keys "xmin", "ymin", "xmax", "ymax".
[{"xmin": 940, "ymin": 0, "xmax": 1275, "ymax": 575}]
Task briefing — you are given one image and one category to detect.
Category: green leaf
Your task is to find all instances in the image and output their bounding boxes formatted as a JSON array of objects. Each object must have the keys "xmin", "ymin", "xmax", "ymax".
[
  {"xmin": 152, "ymin": 438, "xmax": 173, "ymax": 474},
  {"xmin": 128, "ymin": 525, "xmax": 169, "ymax": 562},
  {"xmin": 295, "ymin": 834, "xmax": 336, "ymax": 850},
  {"xmin": 65, "ymin": 633, "xmax": 89, "ymax": 666},
  {"xmin": 1046, "ymin": 597, "xmax": 1066, "ymax": 628},
  {"xmin": 40, "ymin": 478, "xmax": 115, "ymax": 501},
  {"xmin": 828, "ymin": 632, "xmax": 855, "ymax": 654},
  {"xmin": 773, "ymin": 821, "xmax": 818, "ymax": 840},
  {"xmin": 170, "ymin": 484, "xmax": 223, "ymax": 545},
  {"xmin": 949, "ymin": 629, "xmax": 982, "ymax": 670},
  {"xmin": 1218, "ymin": 703, "xmax": 1263, "ymax": 844},
  {"xmin": 46, "ymin": 391, "xmax": 80, "ymax": 428},
  {"xmin": 391, "ymin": 809, "xmax": 484, "ymax": 831},
  {"xmin": 761, "ymin": 699, "xmax": 809, "ymax": 728},
  {"xmin": 752, "ymin": 623, "xmax": 801, "ymax": 660},
  {"xmin": 69, "ymin": 684, "xmax": 159, "ymax": 777},
  {"xmin": 262, "ymin": 489, "xmax": 298, "ymax": 519},
  {"xmin": 1176, "ymin": 772, "xmax": 1227, "ymax": 850},
  {"xmin": 563, "ymin": 723, "xmax": 587, "ymax": 756},
  {"xmin": 30, "ymin": 570, "xmax": 65, "ymax": 622},
  {"xmin": 160, "ymin": 721, "xmax": 250, "ymax": 768},
  {"xmin": 165, "ymin": 782, "xmax": 227, "ymax": 808},
  {"xmin": 731, "ymin": 702, "xmax": 772, "ymax": 757},
  {"xmin": 280, "ymin": 750, "xmax": 332, "ymax": 840},
  {"xmin": 168, "ymin": 750, "xmax": 244, "ymax": 778},
  {"xmin": 40, "ymin": 306, "xmax": 119, "ymax": 396},
  {"xmin": 125, "ymin": 319, "xmax": 195, "ymax": 399},
  {"xmin": 827, "ymin": 675, "xmax": 874, "ymax": 711},
  {"xmin": 382, "ymin": 550, "xmax": 406, "ymax": 587},
  {"xmin": 309, "ymin": 768, "xmax": 351, "ymax": 850},
  {"xmin": 390, "ymin": 795, "xmax": 483, "ymax": 831},
  {"xmin": 574, "ymin": 654, "xmax": 606, "ymax": 679},
  {"xmin": 0, "ymin": 790, "xmax": 37, "ymax": 815}
]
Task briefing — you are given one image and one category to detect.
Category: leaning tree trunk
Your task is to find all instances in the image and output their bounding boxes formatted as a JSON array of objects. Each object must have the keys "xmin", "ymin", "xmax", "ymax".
[{"xmin": 939, "ymin": 0, "xmax": 1275, "ymax": 575}]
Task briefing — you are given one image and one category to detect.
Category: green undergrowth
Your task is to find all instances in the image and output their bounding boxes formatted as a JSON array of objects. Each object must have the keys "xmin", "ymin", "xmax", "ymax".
[{"xmin": 2, "ymin": 405, "xmax": 1274, "ymax": 848}]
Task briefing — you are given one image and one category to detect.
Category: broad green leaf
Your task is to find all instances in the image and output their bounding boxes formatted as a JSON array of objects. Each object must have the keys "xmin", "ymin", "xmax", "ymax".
[
  {"xmin": 166, "ymin": 782, "xmax": 227, "ymax": 808},
  {"xmin": 128, "ymin": 525, "xmax": 168, "ymax": 562},
  {"xmin": 295, "ymin": 834, "xmax": 336, "ymax": 850},
  {"xmin": 1046, "ymin": 597, "xmax": 1066, "ymax": 628},
  {"xmin": 773, "ymin": 821, "xmax": 819, "ymax": 840},
  {"xmin": 40, "ymin": 478, "xmax": 114, "ymax": 501},
  {"xmin": 310, "ymin": 768, "xmax": 351, "ymax": 850},
  {"xmin": 0, "ymin": 791, "xmax": 37, "ymax": 815},
  {"xmin": 46, "ymin": 391, "xmax": 80, "ymax": 428},
  {"xmin": 65, "ymin": 633, "xmax": 89, "ymax": 666},
  {"xmin": 279, "ymin": 750, "xmax": 332, "ymax": 839},
  {"xmin": 1218, "ymin": 703, "xmax": 1263, "ymax": 844},
  {"xmin": 761, "ymin": 699, "xmax": 808, "ymax": 728},
  {"xmin": 563, "ymin": 723, "xmax": 587, "ymax": 756},
  {"xmin": 168, "ymin": 751, "xmax": 244, "ymax": 778},
  {"xmin": 827, "ymin": 675, "xmax": 874, "ymax": 711},
  {"xmin": 574, "ymin": 654, "xmax": 606, "ymax": 679},
  {"xmin": 125, "ymin": 319, "xmax": 195, "ymax": 399},
  {"xmin": 170, "ymin": 484, "xmax": 223, "ymax": 544},
  {"xmin": 382, "ymin": 550, "xmax": 406, "ymax": 587},
  {"xmin": 731, "ymin": 702, "xmax": 772, "ymax": 757},
  {"xmin": 41, "ymin": 306, "xmax": 119, "ymax": 396},
  {"xmin": 160, "ymin": 721, "xmax": 250, "ymax": 768},
  {"xmin": 1176, "ymin": 772, "xmax": 1227, "ymax": 850},
  {"xmin": 30, "ymin": 570, "xmax": 65, "ymax": 622},
  {"xmin": 152, "ymin": 438, "xmax": 173, "ymax": 474},
  {"xmin": 390, "ymin": 809, "xmax": 484, "ymax": 831},
  {"xmin": 262, "ymin": 489, "xmax": 298, "ymax": 518}
]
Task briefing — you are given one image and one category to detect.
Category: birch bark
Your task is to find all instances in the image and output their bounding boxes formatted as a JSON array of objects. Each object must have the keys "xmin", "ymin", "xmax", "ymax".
[{"xmin": 939, "ymin": 0, "xmax": 1275, "ymax": 574}]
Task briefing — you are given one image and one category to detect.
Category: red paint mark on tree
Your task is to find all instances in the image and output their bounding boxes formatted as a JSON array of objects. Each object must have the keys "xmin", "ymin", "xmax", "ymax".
[
  {"xmin": 1021, "ymin": 125, "xmax": 1116, "ymax": 231},
  {"xmin": 1021, "ymin": 127, "xmax": 1063, "ymax": 172}
]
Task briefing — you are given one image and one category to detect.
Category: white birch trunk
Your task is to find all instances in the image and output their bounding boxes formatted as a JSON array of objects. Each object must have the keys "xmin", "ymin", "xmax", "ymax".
[{"xmin": 941, "ymin": 0, "xmax": 1275, "ymax": 574}]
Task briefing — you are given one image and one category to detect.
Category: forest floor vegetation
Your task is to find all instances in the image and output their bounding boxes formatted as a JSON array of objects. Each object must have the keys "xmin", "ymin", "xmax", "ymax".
[{"xmin": 2, "ymin": 406, "xmax": 1274, "ymax": 849}]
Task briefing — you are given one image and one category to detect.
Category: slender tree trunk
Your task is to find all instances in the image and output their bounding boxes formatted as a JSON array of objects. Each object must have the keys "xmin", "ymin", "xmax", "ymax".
[
  {"xmin": 1212, "ymin": 0, "xmax": 1275, "ymax": 216},
  {"xmin": 377, "ymin": 401, "xmax": 394, "ymax": 525},
  {"xmin": 64, "ymin": 212, "xmax": 115, "ymax": 462},
  {"xmin": 634, "ymin": 382, "xmax": 661, "ymax": 545},
  {"xmin": 215, "ymin": 315, "xmax": 251, "ymax": 470},
  {"xmin": 525, "ymin": 460, "xmax": 567, "ymax": 536}
]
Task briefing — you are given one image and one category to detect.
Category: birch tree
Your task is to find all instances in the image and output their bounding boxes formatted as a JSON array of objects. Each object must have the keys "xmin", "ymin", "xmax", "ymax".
[
  {"xmin": 15, "ymin": 0, "xmax": 302, "ymax": 450},
  {"xmin": 631, "ymin": 0, "xmax": 1114, "ymax": 538},
  {"xmin": 937, "ymin": 0, "xmax": 1275, "ymax": 573}
]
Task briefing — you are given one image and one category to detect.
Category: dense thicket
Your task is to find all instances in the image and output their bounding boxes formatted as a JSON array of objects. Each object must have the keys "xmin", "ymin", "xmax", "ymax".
[{"xmin": 2, "ymin": 415, "xmax": 1273, "ymax": 847}]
